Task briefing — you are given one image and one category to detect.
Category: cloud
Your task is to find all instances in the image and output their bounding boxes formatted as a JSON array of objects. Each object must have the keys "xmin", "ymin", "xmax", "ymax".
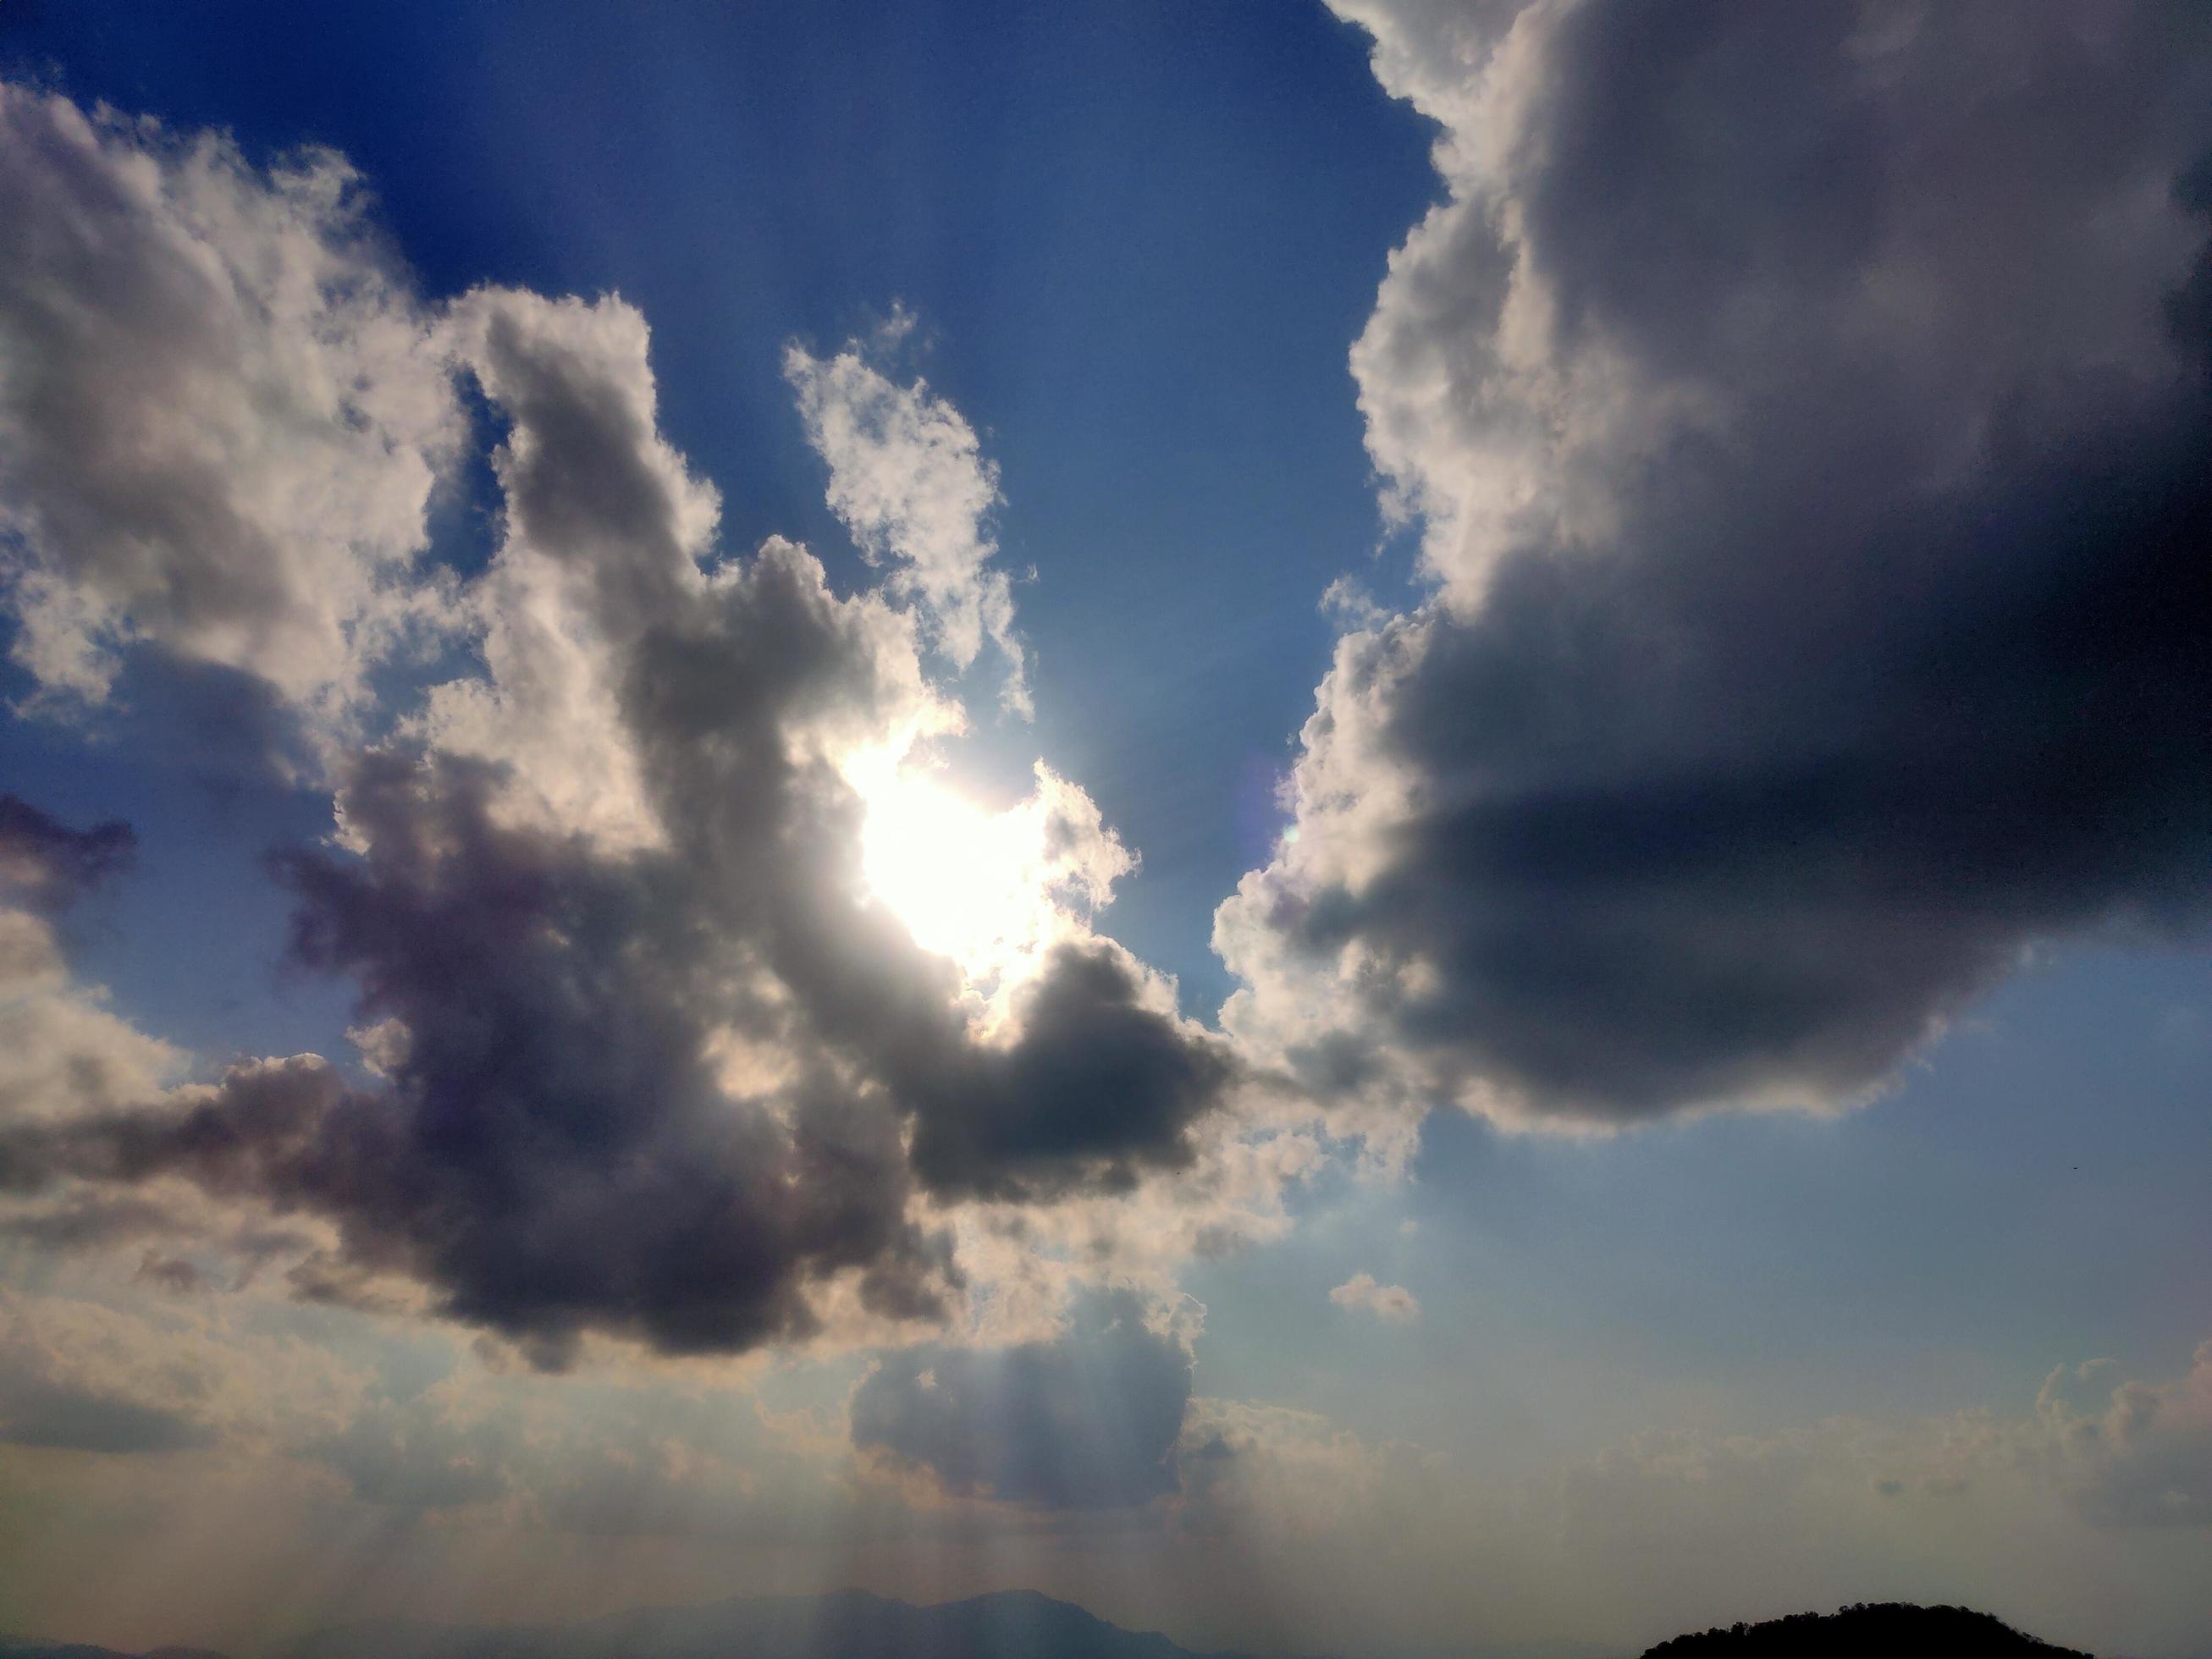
[
  {"xmin": 0, "ymin": 82, "xmax": 461, "ymax": 721},
  {"xmin": 307, "ymin": 1391, "xmax": 515, "ymax": 1509},
  {"xmin": 0, "ymin": 91, "xmax": 1238, "ymax": 1359},
  {"xmin": 0, "ymin": 906, "xmax": 179, "ymax": 1132},
  {"xmin": 411, "ymin": 287, "xmax": 726, "ymax": 850},
  {"xmin": 851, "ymin": 1287, "xmax": 1194, "ymax": 1509},
  {"xmin": 0, "ymin": 1294, "xmax": 217, "ymax": 1451},
  {"xmin": 0, "ymin": 772, "xmax": 962, "ymax": 1362},
  {"xmin": 1329, "ymin": 1271, "xmax": 1420, "ymax": 1323},
  {"xmin": 0, "ymin": 1287, "xmax": 358, "ymax": 1457},
  {"xmin": 1221, "ymin": 0, "xmax": 2212, "ymax": 1127},
  {"xmin": 2036, "ymin": 1342, "xmax": 2212, "ymax": 1528},
  {"xmin": 0, "ymin": 800, "xmax": 171, "ymax": 1138},
  {"xmin": 1174, "ymin": 1397, "xmax": 1437, "ymax": 1545},
  {"xmin": 786, "ymin": 330, "xmax": 1029, "ymax": 711},
  {"xmin": 898, "ymin": 941, "xmax": 1238, "ymax": 1203},
  {"xmin": 0, "ymin": 798, "xmax": 160, "ymax": 1145},
  {"xmin": 0, "ymin": 796, "xmax": 135, "ymax": 912}
]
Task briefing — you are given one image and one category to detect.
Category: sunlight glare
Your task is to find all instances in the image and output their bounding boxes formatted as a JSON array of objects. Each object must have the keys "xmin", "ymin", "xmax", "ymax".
[{"xmin": 850, "ymin": 758, "xmax": 1062, "ymax": 992}]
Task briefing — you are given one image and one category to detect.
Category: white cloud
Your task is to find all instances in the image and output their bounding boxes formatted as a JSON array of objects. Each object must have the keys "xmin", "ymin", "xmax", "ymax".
[
  {"xmin": 0, "ymin": 907, "xmax": 179, "ymax": 1126},
  {"xmin": 785, "ymin": 333, "xmax": 1029, "ymax": 712},
  {"xmin": 1329, "ymin": 1270, "xmax": 1420, "ymax": 1323},
  {"xmin": 0, "ymin": 83, "xmax": 463, "ymax": 727},
  {"xmin": 0, "ymin": 1286, "xmax": 361, "ymax": 1456},
  {"xmin": 411, "ymin": 287, "xmax": 725, "ymax": 850}
]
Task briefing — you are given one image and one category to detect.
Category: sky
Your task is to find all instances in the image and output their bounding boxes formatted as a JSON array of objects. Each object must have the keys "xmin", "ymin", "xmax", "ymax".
[{"xmin": 0, "ymin": 3, "xmax": 2209, "ymax": 1656}]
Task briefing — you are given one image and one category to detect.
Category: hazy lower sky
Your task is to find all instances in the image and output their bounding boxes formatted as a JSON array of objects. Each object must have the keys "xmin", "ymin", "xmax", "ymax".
[{"xmin": 1, "ymin": 4, "xmax": 2209, "ymax": 1656}]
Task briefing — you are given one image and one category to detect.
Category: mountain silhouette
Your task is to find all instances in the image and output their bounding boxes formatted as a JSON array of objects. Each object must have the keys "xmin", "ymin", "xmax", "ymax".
[
  {"xmin": 1639, "ymin": 1604, "xmax": 2093, "ymax": 1658},
  {"xmin": 290, "ymin": 1589, "xmax": 1275, "ymax": 1659}
]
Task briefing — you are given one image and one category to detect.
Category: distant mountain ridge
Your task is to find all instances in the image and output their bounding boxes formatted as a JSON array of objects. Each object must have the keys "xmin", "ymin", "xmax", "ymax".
[
  {"xmin": 288, "ymin": 1588, "xmax": 1268, "ymax": 1659},
  {"xmin": 0, "ymin": 1591, "xmax": 1282, "ymax": 1659}
]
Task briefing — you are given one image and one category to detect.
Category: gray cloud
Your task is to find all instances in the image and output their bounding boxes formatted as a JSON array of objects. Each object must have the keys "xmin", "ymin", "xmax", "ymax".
[
  {"xmin": 0, "ymin": 1372, "xmax": 214, "ymax": 1454},
  {"xmin": 0, "ymin": 119, "xmax": 1235, "ymax": 1357},
  {"xmin": 896, "ymin": 943, "xmax": 1238, "ymax": 1202},
  {"xmin": 270, "ymin": 748, "xmax": 961, "ymax": 1360},
  {"xmin": 0, "ymin": 795, "xmax": 135, "ymax": 912},
  {"xmin": 0, "ymin": 1289, "xmax": 273, "ymax": 1456},
  {"xmin": 851, "ymin": 1288, "xmax": 1194, "ymax": 1509},
  {"xmin": 1222, "ymin": 0, "xmax": 2212, "ymax": 1126},
  {"xmin": 0, "ymin": 762, "xmax": 957, "ymax": 1360},
  {"xmin": 309, "ymin": 1394, "xmax": 515, "ymax": 1510}
]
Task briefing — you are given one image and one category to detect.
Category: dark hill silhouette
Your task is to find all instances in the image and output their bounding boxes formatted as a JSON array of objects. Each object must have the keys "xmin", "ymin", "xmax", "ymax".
[{"xmin": 1640, "ymin": 1604, "xmax": 2092, "ymax": 1659}]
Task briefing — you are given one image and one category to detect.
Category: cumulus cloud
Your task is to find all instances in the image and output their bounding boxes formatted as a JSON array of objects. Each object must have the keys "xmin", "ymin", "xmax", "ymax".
[
  {"xmin": 0, "ymin": 907, "xmax": 179, "ymax": 1132},
  {"xmin": 2035, "ymin": 1342, "xmax": 2212, "ymax": 1528},
  {"xmin": 1329, "ymin": 1271, "xmax": 1420, "ymax": 1323},
  {"xmin": 1222, "ymin": 0, "xmax": 2212, "ymax": 1127},
  {"xmin": 0, "ymin": 798, "xmax": 177, "ymax": 1152},
  {"xmin": 411, "ymin": 287, "xmax": 727, "ymax": 849},
  {"xmin": 0, "ymin": 85, "xmax": 1239, "ymax": 1362},
  {"xmin": 0, "ymin": 81, "xmax": 461, "ymax": 723},
  {"xmin": 0, "ymin": 799, "xmax": 171, "ymax": 1136},
  {"xmin": 851, "ymin": 1287, "xmax": 1194, "ymax": 1508},
  {"xmin": 786, "ymin": 329, "xmax": 1029, "ymax": 711}
]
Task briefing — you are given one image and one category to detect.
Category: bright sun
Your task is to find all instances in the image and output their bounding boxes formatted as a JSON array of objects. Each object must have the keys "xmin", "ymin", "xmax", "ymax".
[{"xmin": 849, "ymin": 757, "xmax": 1061, "ymax": 991}]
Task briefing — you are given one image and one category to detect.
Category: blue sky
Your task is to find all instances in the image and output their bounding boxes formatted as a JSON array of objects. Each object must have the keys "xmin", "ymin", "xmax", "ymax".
[{"xmin": 3, "ymin": 4, "xmax": 2211, "ymax": 1657}]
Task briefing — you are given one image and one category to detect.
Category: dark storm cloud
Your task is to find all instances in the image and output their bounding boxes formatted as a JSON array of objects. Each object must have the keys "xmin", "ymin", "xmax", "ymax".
[
  {"xmin": 1266, "ymin": 386, "xmax": 2212, "ymax": 1118},
  {"xmin": 898, "ymin": 944, "xmax": 1238, "ymax": 1201},
  {"xmin": 269, "ymin": 748, "xmax": 963, "ymax": 1360},
  {"xmin": 850, "ymin": 1288, "xmax": 1193, "ymax": 1509},
  {"xmin": 0, "ymin": 794, "xmax": 135, "ymax": 912},
  {"xmin": 0, "ymin": 781, "xmax": 956, "ymax": 1364},
  {"xmin": 0, "ymin": 745, "xmax": 957, "ymax": 1361},
  {"xmin": 1230, "ymin": 0, "xmax": 2212, "ymax": 1124}
]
